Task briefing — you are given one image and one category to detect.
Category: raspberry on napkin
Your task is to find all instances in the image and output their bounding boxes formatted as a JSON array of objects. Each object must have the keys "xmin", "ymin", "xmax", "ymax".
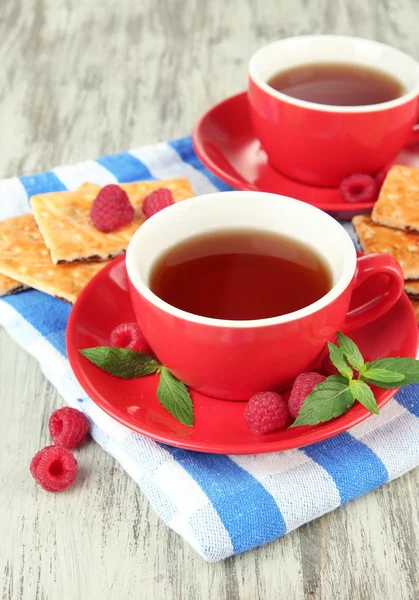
[{"xmin": 31, "ymin": 178, "xmax": 195, "ymax": 264}]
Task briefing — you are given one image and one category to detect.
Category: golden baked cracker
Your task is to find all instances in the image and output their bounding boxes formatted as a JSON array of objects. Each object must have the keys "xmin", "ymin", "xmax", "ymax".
[
  {"xmin": 410, "ymin": 298, "xmax": 419, "ymax": 324},
  {"xmin": 0, "ymin": 214, "xmax": 108, "ymax": 304},
  {"xmin": 372, "ymin": 165, "xmax": 419, "ymax": 232},
  {"xmin": 0, "ymin": 273, "xmax": 28, "ymax": 297},
  {"xmin": 31, "ymin": 178, "xmax": 195, "ymax": 264},
  {"xmin": 352, "ymin": 215, "xmax": 419, "ymax": 279},
  {"xmin": 405, "ymin": 280, "xmax": 419, "ymax": 297}
]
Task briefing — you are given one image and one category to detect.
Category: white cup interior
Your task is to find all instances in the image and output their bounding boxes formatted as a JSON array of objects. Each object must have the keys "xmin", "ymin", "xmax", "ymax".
[
  {"xmin": 249, "ymin": 35, "xmax": 419, "ymax": 113},
  {"xmin": 126, "ymin": 192, "xmax": 357, "ymax": 327}
]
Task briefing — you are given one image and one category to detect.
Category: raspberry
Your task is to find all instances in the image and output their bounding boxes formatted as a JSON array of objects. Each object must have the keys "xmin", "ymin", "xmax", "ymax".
[
  {"xmin": 90, "ymin": 184, "xmax": 134, "ymax": 232},
  {"xmin": 339, "ymin": 174, "xmax": 378, "ymax": 204},
  {"xmin": 375, "ymin": 164, "xmax": 392, "ymax": 189},
  {"xmin": 110, "ymin": 322, "xmax": 151, "ymax": 354},
  {"xmin": 49, "ymin": 407, "xmax": 90, "ymax": 449},
  {"xmin": 244, "ymin": 391, "xmax": 289, "ymax": 435},
  {"xmin": 30, "ymin": 445, "xmax": 77, "ymax": 492},
  {"xmin": 142, "ymin": 188, "xmax": 174, "ymax": 218},
  {"xmin": 320, "ymin": 354, "xmax": 339, "ymax": 377},
  {"xmin": 288, "ymin": 372, "xmax": 326, "ymax": 419}
]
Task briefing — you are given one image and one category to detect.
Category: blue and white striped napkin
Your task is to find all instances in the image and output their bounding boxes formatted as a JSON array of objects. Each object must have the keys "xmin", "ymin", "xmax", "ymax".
[{"xmin": 1, "ymin": 136, "xmax": 419, "ymax": 562}]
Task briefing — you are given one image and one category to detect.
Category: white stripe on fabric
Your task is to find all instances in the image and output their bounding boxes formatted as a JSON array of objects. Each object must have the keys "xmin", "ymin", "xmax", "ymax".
[
  {"xmin": 0, "ymin": 178, "xmax": 30, "ymax": 218},
  {"xmin": 129, "ymin": 142, "xmax": 218, "ymax": 195},
  {"xmin": 350, "ymin": 400, "xmax": 419, "ymax": 480},
  {"xmin": 105, "ymin": 439, "xmax": 145, "ymax": 482},
  {"xmin": 153, "ymin": 460, "xmax": 211, "ymax": 514},
  {"xmin": 53, "ymin": 161, "xmax": 118, "ymax": 189},
  {"xmin": 231, "ymin": 450, "xmax": 341, "ymax": 530}
]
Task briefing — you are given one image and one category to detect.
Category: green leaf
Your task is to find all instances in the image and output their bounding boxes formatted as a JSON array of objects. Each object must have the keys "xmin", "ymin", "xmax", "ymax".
[
  {"xmin": 327, "ymin": 342, "xmax": 353, "ymax": 380},
  {"xmin": 363, "ymin": 357, "xmax": 419, "ymax": 389},
  {"xmin": 361, "ymin": 368, "xmax": 405, "ymax": 384},
  {"xmin": 337, "ymin": 332, "xmax": 365, "ymax": 371},
  {"xmin": 79, "ymin": 347, "xmax": 159, "ymax": 378},
  {"xmin": 290, "ymin": 378, "xmax": 355, "ymax": 428},
  {"xmin": 157, "ymin": 367, "xmax": 194, "ymax": 427},
  {"xmin": 350, "ymin": 380, "xmax": 379, "ymax": 414}
]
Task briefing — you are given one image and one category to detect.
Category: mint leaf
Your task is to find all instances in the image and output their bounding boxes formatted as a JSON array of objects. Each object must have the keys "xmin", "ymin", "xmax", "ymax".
[
  {"xmin": 327, "ymin": 342, "xmax": 353, "ymax": 380},
  {"xmin": 79, "ymin": 347, "xmax": 159, "ymax": 378},
  {"xmin": 290, "ymin": 379, "xmax": 355, "ymax": 427},
  {"xmin": 361, "ymin": 368, "xmax": 405, "ymax": 384},
  {"xmin": 350, "ymin": 380, "xmax": 379, "ymax": 414},
  {"xmin": 363, "ymin": 357, "xmax": 419, "ymax": 388},
  {"xmin": 157, "ymin": 367, "xmax": 194, "ymax": 427},
  {"xmin": 337, "ymin": 332, "xmax": 365, "ymax": 371}
]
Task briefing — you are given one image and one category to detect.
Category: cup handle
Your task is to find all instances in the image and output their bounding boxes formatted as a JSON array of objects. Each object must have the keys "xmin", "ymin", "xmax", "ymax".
[{"xmin": 342, "ymin": 253, "xmax": 404, "ymax": 332}]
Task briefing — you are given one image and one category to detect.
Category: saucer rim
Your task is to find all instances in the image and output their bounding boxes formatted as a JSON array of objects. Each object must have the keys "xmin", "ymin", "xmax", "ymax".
[{"xmin": 67, "ymin": 255, "xmax": 419, "ymax": 455}]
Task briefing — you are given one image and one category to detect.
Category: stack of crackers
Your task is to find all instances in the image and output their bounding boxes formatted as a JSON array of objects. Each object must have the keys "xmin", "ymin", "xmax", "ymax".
[
  {"xmin": 353, "ymin": 165, "xmax": 419, "ymax": 322},
  {"xmin": 0, "ymin": 178, "xmax": 195, "ymax": 303}
]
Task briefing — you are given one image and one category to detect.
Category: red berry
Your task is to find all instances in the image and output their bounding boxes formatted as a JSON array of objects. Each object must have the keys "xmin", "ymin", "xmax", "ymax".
[
  {"xmin": 90, "ymin": 184, "xmax": 134, "ymax": 232},
  {"xmin": 49, "ymin": 407, "xmax": 90, "ymax": 449},
  {"xmin": 339, "ymin": 174, "xmax": 378, "ymax": 204},
  {"xmin": 244, "ymin": 391, "xmax": 289, "ymax": 435},
  {"xmin": 30, "ymin": 445, "xmax": 77, "ymax": 492},
  {"xmin": 288, "ymin": 372, "xmax": 326, "ymax": 419},
  {"xmin": 110, "ymin": 322, "xmax": 151, "ymax": 353},
  {"xmin": 375, "ymin": 164, "xmax": 392, "ymax": 189},
  {"xmin": 142, "ymin": 188, "xmax": 174, "ymax": 218},
  {"xmin": 320, "ymin": 354, "xmax": 339, "ymax": 377}
]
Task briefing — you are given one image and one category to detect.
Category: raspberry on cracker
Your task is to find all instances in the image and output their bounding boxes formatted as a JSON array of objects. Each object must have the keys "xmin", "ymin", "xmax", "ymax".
[
  {"xmin": 90, "ymin": 184, "xmax": 134, "ymax": 232},
  {"xmin": 142, "ymin": 188, "xmax": 175, "ymax": 218}
]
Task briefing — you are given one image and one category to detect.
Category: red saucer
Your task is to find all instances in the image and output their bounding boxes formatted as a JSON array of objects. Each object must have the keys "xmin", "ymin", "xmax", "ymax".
[
  {"xmin": 193, "ymin": 92, "xmax": 419, "ymax": 220},
  {"xmin": 67, "ymin": 255, "xmax": 418, "ymax": 454}
]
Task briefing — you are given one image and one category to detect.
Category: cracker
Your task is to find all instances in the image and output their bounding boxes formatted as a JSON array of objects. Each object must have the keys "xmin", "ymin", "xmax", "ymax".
[
  {"xmin": 372, "ymin": 165, "xmax": 419, "ymax": 232},
  {"xmin": 352, "ymin": 215, "xmax": 419, "ymax": 279},
  {"xmin": 404, "ymin": 280, "xmax": 419, "ymax": 297},
  {"xmin": 31, "ymin": 178, "xmax": 195, "ymax": 264},
  {"xmin": 0, "ymin": 273, "xmax": 28, "ymax": 297},
  {"xmin": 410, "ymin": 298, "xmax": 419, "ymax": 324},
  {"xmin": 0, "ymin": 214, "xmax": 108, "ymax": 303}
]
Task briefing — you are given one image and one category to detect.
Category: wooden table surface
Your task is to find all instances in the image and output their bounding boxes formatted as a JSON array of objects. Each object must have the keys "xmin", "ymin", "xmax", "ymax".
[{"xmin": 1, "ymin": 1, "xmax": 419, "ymax": 598}]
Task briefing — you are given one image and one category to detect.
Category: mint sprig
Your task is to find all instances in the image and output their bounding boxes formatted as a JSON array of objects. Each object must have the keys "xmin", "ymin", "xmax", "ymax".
[
  {"xmin": 79, "ymin": 346, "xmax": 194, "ymax": 427},
  {"xmin": 291, "ymin": 331, "xmax": 419, "ymax": 427}
]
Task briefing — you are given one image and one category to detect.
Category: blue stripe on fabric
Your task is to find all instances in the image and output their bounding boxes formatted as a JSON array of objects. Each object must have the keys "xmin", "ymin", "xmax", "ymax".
[
  {"xmin": 162, "ymin": 446, "xmax": 286, "ymax": 553},
  {"xmin": 303, "ymin": 432, "xmax": 388, "ymax": 504},
  {"xmin": 20, "ymin": 172, "xmax": 67, "ymax": 198},
  {"xmin": 169, "ymin": 136, "xmax": 233, "ymax": 191},
  {"xmin": 2, "ymin": 290, "xmax": 70, "ymax": 357},
  {"xmin": 95, "ymin": 152, "xmax": 155, "ymax": 182},
  {"xmin": 394, "ymin": 384, "xmax": 419, "ymax": 417}
]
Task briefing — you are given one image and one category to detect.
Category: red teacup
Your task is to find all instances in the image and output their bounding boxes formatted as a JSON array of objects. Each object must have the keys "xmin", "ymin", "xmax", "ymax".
[
  {"xmin": 248, "ymin": 36, "xmax": 419, "ymax": 187},
  {"xmin": 126, "ymin": 192, "xmax": 404, "ymax": 400}
]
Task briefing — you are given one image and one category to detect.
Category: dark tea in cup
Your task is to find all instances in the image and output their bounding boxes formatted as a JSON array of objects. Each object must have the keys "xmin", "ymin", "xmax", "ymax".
[{"xmin": 149, "ymin": 229, "xmax": 331, "ymax": 320}]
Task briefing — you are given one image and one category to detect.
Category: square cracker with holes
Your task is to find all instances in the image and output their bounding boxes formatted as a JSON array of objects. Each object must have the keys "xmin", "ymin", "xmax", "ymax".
[
  {"xmin": 372, "ymin": 165, "xmax": 419, "ymax": 232},
  {"xmin": 0, "ymin": 213, "xmax": 109, "ymax": 303},
  {"xmin": 352, "ymin": 214, "xmax": 419, "ymax": 280},
  {"xmin": 30, "ymin": 178, "xmax": 195, "ymax": 265},
  {"xmin": 0, "ymin": 273, "xmax": 28, "ymax": 297}
]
